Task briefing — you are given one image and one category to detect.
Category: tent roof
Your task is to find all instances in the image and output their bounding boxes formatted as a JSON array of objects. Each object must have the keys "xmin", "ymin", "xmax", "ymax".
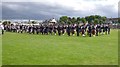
[{"xmin": 50, "ymin": 18, "xmax": 57, "ymax": 23}]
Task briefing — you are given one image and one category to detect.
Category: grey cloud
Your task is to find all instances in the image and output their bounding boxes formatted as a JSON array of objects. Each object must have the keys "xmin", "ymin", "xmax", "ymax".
[
  {"xmin": 2, "ymin": 2, "xmax": 83, "ymax": 20},
  {"xmin": 2, "ymin": 2, "xmax": 58, "ymax": 20},
  {"xmin": 94, "ymin": 4, "xmax": 117, "ymax": 17},
  {"xmin": 0, "ymin": 3, "xmax": 2, "ymax": 19},
  {"xmin": 2, "ymin": 2, "xmax": 118, "ymax": 20},
  {"xmin": 118, "ymin": 1, "xmax": 120, "ymax": 17}
]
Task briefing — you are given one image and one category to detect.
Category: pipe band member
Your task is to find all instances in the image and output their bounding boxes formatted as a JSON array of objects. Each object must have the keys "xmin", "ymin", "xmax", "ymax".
[{"xmin": 0, "ymin": 24, "xmax": 4, "ymax": 34}]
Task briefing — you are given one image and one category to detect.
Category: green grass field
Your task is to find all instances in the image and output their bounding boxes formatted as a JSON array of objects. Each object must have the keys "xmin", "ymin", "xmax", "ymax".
[{"xmin": 2, "ymin": 30, "xmax": 118, "ymax": 65}]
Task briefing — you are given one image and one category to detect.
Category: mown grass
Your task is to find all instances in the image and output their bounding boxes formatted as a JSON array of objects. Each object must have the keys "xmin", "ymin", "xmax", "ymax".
[{"xmin": 2, "ymin": 29, "xmax": 118, "ymax": 65}]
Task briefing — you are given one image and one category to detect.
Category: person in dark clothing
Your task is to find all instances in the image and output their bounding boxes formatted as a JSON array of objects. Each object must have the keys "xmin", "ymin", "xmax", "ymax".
[
  {"xmin": 57, "ymin": 25, "xmax": 61, "ymax": 36},
  {"xmin": 102, "ymin": 25, "xmax": 105, "ymax": 34},
  {"xmin": 36, "ymin": 26, "xmax": 40, "ymax": 34},
  {"xmin": 53, "ymin": 26, "xmax": 57, "ymax": 35},
  {"xmin": 19, "ymin": 25, "xmax": 22, "ymax": 33},
  {"xmin": 66, "ymin": 25, "xmax": 71, "ymax": 36},
  {"xmin": 81, "ymin": 25, "xmax": 85, "ymax": 36},
  {"xmin": 28, "ymin": 26, "xmax": 32, "ymax": 34},
  {"xmin": 96, "ymin": 25, "xmax": 99, "ymax": 36},
  {"xmin": 88, "ymin": 25, "xmax": 92, "ymax": 37},
  {"xmin": 13, "ymin": 25, "xmax": 16, "ymax": 32},
  {"xmin": 76, "ymin": 24, "xmax": 80, "ymax": 36},
  {"xmin": 98, "ymin": 24, "xmax": 101, "ymax": 35},
  {"xmin": 108, "ymin": 24, "xmax": 110, "ymax": 34},
  {"xmin": 61, "ymin": 25, "xmax": 65, "ymax": 35},
  {"xmin": 105, "ymin": 25, "xmax": 108, "ymax": 35},
  {"xmin": 32, "ymin": 25, "xmax": 36, "ymax": 34},
  {"xmin": 79, "ymin": 26, "xmax": 81, "ymax": 35},
  {"xmin": 2, "ymin": 29, "xmax": 4, "ymax": 34},
  {"xmin": 44, "ymin": 26, "xmax": 48, "ymax": 35},
  {"xmin": 84, "ymin": 25, "xmax": 87, "ymax": 32},
  {"xmin": 92, "ymin": 25, "xmax": 95, "ymax": 37},
  {"xmin": 0, "ymin": 24, "xmax": 4, "ymax": 34},
  {"xmin": 20, "ymin": 25, "xmax": 23, "ymax": 33},
  {"xmin": 71, "ymin": 24, "xmax": 75, "ymax": 36},
  {"xmin": 49, "ymin": 25, "xmax": 53, "ymax": 35},
  {"xmin": 40, "ymin": 25, "xmax": 44, "ymax": 35}
]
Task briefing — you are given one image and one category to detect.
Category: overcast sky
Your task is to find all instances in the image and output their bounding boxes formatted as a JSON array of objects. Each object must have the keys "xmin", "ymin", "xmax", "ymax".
[{"xmin": 1, "ymin": 0, "xmax": 119, "ymax": 20}]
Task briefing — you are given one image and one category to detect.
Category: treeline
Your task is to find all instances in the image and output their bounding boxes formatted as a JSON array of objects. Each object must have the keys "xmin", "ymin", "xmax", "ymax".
[
  {"xmin": 59, "ymin": 15, "xmax": 107, "ymax": 24},
  {"xmin": 1, "ymin": 20, "xmax": 38, "ymax": 25}
]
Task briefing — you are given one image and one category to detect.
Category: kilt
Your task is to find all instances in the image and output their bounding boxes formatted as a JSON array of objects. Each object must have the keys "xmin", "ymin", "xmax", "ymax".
[
  {"xmin": 92, "ymin": 30, "xmax": 95, "ymax": 35},
  {"xmin": 81, "ymin": 30, "xmax": 84, "ymax": 34}
]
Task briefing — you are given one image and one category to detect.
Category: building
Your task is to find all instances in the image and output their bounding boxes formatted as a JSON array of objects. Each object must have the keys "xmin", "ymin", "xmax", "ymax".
[
  {"xmin": 49, "ymin": 18, "xmax": 57, "ymax": 25},
  {"xmin": 107, "ymin": 18, "xmax": 120, "ymax": 29},
  {"xmin": 107, "ymin": 18, "xmax": 119, "ymax": 23}
]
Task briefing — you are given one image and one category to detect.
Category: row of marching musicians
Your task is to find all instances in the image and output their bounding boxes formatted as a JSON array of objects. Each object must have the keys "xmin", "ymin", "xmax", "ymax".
[{"xmin": 3, "ymin": 23, "xmax": 110, "ymax": 37}]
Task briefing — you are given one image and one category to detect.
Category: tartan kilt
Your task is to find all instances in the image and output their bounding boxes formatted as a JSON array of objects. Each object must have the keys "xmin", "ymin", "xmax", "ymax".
[
  {"xmin": 71, "ymin": 30, "xmax": 75, "ymax": 34},
  {"xmin": 92, "ymin": 30, "xmax": 95, "ymax": 35},
  {"xmin": 81, "ymin": 30, "xmax": 84, "ymax": 34}
]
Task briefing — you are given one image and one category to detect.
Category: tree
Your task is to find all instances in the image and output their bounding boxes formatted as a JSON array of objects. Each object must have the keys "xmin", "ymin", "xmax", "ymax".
[
  {"xmin": 101, "ymin": 16, "xmax": 107, "ymax": 23},
  {"xmin": 59, "ymin": 16, "xmax": 68, "ymax": 24},
  {"xmin": 94, "ymin": 19, "xmax": 99, "ymax": 24},
  {"xmin": 99, "ymin": 20, "xmax": 103, "ymax": 24},
  {"xmin": 31, "ymin": 21, "xmax": 37, "ymax": 24},
  {"xmin": 118, "ymin": 18, "xmax": 120, "ymax": 24},
  {"xmin": 85, "ymin": 16, "xmax": 91, "ymax": 23},
  {"xmin": 68, "ymin": 21, "xmax": 71, "ymax": 24},
  {"xmin": 2, "ymin": 21, "xmax": 11, "ymax": 25},
  {"xmin": 90, "ymin": 15, "xmax": 95, "ymax": 21},
  {"xmin": 81, "ymin": 17, "xmax": 86, "ymax": 24},
  {"xmin": 76, "ymin": 17, "xmax": 81, "ymax": 24},
  {"xmin": 59, "ymin": 15, "xmax": 107, "ymax": 24},
  {"xmin": 71, "ymin": 17, "xmax": 76, "ymax": 24},
  {"xmin": 84, "ymin": 15, "xmax": 107, "ymax": 24},
  {"xmin": 67, "ymin": 17, "xmax": 72, "ymax": 24},
  {"xmin": 95, "ymin": 15, "xmax": 101, "ymax": 20}
]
